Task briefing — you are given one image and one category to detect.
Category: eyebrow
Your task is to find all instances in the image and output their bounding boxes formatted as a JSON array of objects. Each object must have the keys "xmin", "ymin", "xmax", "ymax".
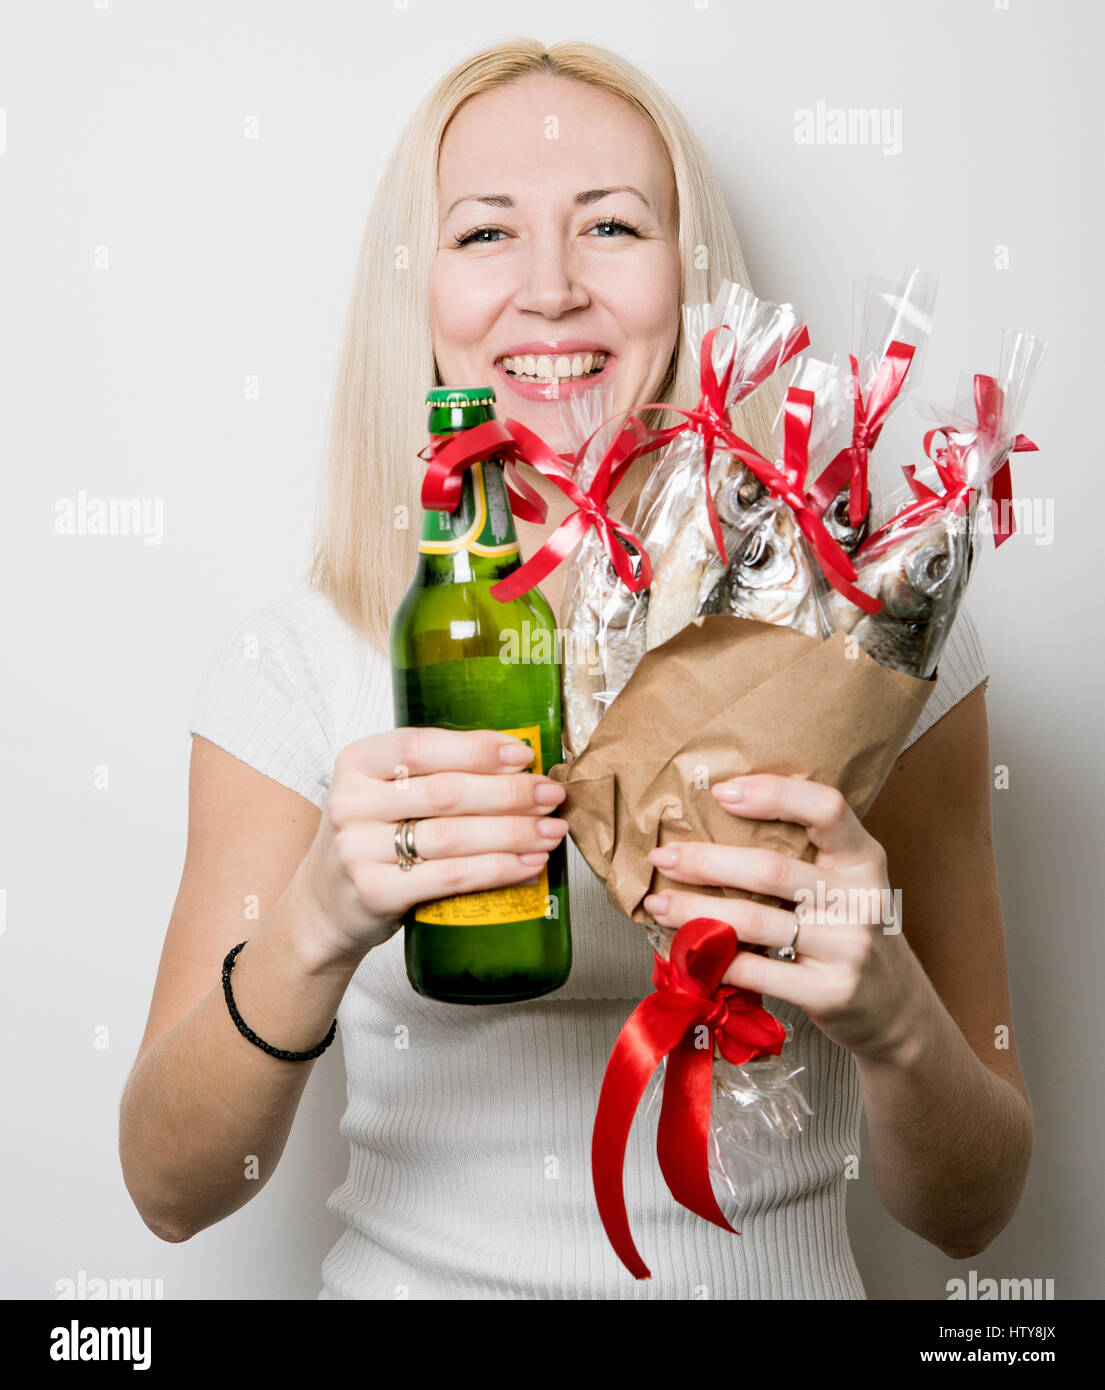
[{"xmin": 443, "ymin": 186, "xmax": 653, "ymax": 220}]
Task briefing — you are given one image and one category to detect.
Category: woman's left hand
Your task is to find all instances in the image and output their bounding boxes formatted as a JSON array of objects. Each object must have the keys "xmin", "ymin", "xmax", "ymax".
[{"xmin": 643, "ymin": 772, "xmax": 927, "ymax": 1065}]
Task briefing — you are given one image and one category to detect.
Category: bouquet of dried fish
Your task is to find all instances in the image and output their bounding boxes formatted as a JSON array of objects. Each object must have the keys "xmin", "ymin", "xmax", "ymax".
[
  {"xmin": 826, "ymin": 329, "xmax": 1045, "ymax": 676},
  {"xmin": 491, "ymin": 275, "xmax": 1044, "ymax": 1283}
]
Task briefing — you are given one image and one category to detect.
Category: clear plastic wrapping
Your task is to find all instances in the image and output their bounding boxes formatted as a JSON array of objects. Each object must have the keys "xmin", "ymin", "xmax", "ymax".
[
  {"xmin": 827, "ymin": 328, "xmax": 1046, "ymax": 677},
  {"xmin": 637, "ymin": 283, "xmax": 811, "ymax": 652},
  {"xmin": 641, "ymin": 1036, "xmax": 813, "ymax": 1195},
  {"xmin": 557, "ymin": 382, "xmax": 651, "ymax": 759}
]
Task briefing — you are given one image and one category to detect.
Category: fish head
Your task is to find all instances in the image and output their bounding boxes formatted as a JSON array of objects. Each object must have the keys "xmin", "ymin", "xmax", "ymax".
[
  {"xmin": 715, "ymin": 462, "xmax": 768, "ymax": 527},
  {"xmin": 822, "ymin": 485, "xmax": 870, "ymax": 555},
  {"xmin": 735, "ymin": 508, "xmax": 804, "ymax": 592},
  {"xmin": 876, "ymin": 526, "xmax": 966, "ymax": 622}
]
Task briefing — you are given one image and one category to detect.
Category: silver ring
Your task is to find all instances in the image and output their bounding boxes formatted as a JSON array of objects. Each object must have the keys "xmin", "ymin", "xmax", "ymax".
[
  {"xmin": 773, "ymin": 913, "xmax": 801, "ymax": 962},
  {"xmin": 395, "ymin": 818, "xmax": 423, "ymax": 871}
]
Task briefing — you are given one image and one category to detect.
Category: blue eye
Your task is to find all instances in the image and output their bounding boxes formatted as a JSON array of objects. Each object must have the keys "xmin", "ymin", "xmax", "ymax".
[
  {"xmin": 589, "ymin": 218, "xmax": 641, "ymax": 237},
  {"xmin": 453, "ymin": 226, "xmax": 506, "ymax": 247}
]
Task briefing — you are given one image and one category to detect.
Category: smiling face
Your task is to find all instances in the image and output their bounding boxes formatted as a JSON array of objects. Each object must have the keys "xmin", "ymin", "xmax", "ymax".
[{"xmin": 431, "ymin": 74, "xmax": 682, "ymax": 453}]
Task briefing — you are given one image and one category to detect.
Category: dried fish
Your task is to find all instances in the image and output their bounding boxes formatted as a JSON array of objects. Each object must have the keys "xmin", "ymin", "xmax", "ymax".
[
  {"xmin": 844, "ymin": 521, "xmax": 971, "ymax": 677},
  {"xmin": 702, "ymin": 505, "xmax": 827, "ymax": 638}
]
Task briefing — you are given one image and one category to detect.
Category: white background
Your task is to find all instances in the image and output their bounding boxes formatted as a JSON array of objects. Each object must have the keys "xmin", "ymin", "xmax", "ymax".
[{"xmin": 0, "ymin": 0, "xmax": 1099, "ymax": 1300}]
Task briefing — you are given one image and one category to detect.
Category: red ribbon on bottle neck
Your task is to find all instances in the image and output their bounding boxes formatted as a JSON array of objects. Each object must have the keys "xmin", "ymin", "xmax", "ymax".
[
  {"xmin": 592, "ymin": 917, "xmax": 788, "ymax": 1280},
  {"xmin": 807, "ymin": 340, "xmax": 917, "ymax": 527},
  {"xmin": 859, "ymin": 372, "xmax": 1038, "ymax": 560},
  {"xmin": 418, "ymin": 418, "xmax": 548, "ymax": 524},
  {"xmin": 487, "ymin": 415, "xmax": 662, "ymax": 603}
]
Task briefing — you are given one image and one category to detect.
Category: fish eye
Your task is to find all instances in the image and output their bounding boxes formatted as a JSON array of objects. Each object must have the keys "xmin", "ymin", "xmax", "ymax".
[
  {"xmin": 737, "ymin": 478, "xmax": 765, "ymax": 506},
  {"xmin": 924, "ymin": 551, "xmax": 950, "ymax": 584}
]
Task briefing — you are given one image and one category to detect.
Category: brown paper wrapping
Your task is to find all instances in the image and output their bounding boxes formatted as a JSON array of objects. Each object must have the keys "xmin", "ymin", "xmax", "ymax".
[{"xmin": 548, "ymin": 615, "xmax": 935, "ymax": 946}]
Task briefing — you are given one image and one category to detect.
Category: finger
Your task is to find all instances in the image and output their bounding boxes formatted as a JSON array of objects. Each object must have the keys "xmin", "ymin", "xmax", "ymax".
[
  {"xmin": 642, "ymin": 889, "xmax": 799, "ymax": 949},
  {"xmin": 329, "ymin": 769, "xmax": 565, "ymax": 828},
  {"xmin": 719, "ymin": 946, "xmax": 837, "ymax": 1011},
  {"xmin": 340, "ymin": 727, "xmax": 537, "ymax": 782},
  {"xmin": 649, "ymin": 840, "xmax": 826, "ymax": 903},
  {"xmin": 365, "ymin": 850, "xmax": 551, "ymax": 913},
  {"xmin": 337, "ymin": 815, "xmax": 569, "ymax": 864},
  {"xmin": 643, "ymin": 889, "xmax": 844, "ymax": 964},
  {"xmin": 710, "ymin": 773, "xmax": 871, "ymax": 863}
]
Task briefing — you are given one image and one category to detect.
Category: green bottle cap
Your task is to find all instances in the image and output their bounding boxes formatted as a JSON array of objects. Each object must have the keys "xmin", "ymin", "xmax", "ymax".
[{"xmin": 426, "ymin": 387, "xmax": 497, "ymax": 407}]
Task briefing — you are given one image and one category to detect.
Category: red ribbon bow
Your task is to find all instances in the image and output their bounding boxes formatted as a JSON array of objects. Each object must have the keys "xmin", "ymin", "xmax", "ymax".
[
  {"xmin": 418, "ymin": 418, "xmax": 548, "ymax": 525},
  {"xmin": 715, "ymin": 388, "xmax": 882, "ymax": 614},
  {"xmin": 591, "ymin": 917, "xmax": 788, "ymax": 1280},
  {"xmin": 487, "ymin": 415, "xmax": 660, "ymax": 603},
  {"xmin": 859, "ymin": 372, "xmax": 1038, "ymax": 560},
  {"xmin": 920, "ymin": 373, "xmax": 1038, "ymax": 550},
  {"xmin": 808, "ymin": 340, "xmax": 917, "ymax": 527},
  {"xmin": 628, "ymin": 322, "xmax": 813, "ymax": 566}
]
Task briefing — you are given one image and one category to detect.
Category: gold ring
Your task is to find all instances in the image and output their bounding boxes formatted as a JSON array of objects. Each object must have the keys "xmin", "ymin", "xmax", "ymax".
[{"xmin": 395, "ymin": 818, "xmax": 423, "ymax": 871}]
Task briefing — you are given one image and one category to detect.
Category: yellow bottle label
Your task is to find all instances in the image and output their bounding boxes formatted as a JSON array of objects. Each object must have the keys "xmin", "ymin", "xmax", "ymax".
[{"xmin": 413, "ymin": 724, "xmax": 550, "ymax": 926}]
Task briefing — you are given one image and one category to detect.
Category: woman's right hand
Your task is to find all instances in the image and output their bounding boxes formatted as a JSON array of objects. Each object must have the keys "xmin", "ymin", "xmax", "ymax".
[{"xmin": 289, "ymin": 727, "xmax": 568, "ymax": 966}]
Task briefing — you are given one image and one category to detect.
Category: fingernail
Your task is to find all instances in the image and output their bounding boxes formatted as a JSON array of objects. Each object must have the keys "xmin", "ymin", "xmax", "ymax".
[
  {"xmin": 519, "ymin": 851, "xmax": 549, "ymax": 865},
  {"xmin": 500, "ymin": 741, "xmax": 536, "ymax": 765},
  {"xmin": 714, "ymin": 780, "xmax": 747, "ymax": 801},
  {"xmin": 536, "ymin": 818, "xmax": 567, "ymax": 838},
  {"xmin": 649, "ymin": 847, "xmax": 678, "ymax": 868},
  {"xmin": 534, "ymin": 782, "xmax": 565, "ymax": 805},
  {"xmin": 643, "ymin": 893, "xmax": 670, "ymax": 914}
]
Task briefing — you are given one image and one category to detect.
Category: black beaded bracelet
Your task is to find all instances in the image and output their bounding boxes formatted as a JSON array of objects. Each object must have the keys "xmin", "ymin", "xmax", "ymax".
[{"xmin": 221, "ymin": 942, "xmax": 337, "ymax": 1061}]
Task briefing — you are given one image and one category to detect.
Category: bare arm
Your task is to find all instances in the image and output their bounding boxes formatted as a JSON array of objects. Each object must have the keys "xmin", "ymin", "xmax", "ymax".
[
  {"xmin": 119, "ymin": 726, "xmax": 566, "ymax": 1243},
  {"xmin": 118, "ymin": 735, "xmax": 350, "ymax": 1242},
  {"xmin": 857, "ymin": 685, "xmax": 1034, "ymax": 1258}
]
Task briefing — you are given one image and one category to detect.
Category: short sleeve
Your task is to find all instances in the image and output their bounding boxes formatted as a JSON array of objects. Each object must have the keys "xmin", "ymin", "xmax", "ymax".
[
  {"xmin": 898, "ymin": 604, "xmax": 991, "ymax": 755},
  {"xmin": 189, "ymin": 589, "xmax": 338, "ymax": 810}
]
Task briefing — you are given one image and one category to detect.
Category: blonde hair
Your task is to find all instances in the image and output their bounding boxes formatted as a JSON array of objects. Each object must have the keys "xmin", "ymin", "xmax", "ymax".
[{"xmin": 307, "ymin": 37, "xmax": 785, "ymax": 653}]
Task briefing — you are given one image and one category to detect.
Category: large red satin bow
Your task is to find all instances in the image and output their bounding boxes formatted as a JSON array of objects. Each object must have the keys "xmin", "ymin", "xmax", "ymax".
[
  {"xmin": 487, "ymin": 415, "xmax": 659, "ymax": 603},
  {"xmin": 807, "ymin": 340, "xmax": 917, "ymax": 526},
  {"xmin": 418, "ymin": 418, "xmax": 548, "ymax": 524},
  {"xmin": 591, "ymin": 917, "xmax": 787, "ymax": 1281}
]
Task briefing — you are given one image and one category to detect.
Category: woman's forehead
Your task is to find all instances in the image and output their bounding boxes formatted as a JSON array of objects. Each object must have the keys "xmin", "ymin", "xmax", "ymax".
[{"xmin": 438, "ymin": 77, "xmax": 672, "ymax": 210}]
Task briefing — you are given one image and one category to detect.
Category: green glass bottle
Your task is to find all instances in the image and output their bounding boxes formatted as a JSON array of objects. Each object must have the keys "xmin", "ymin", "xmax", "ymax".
[{"xmin": 390, "ymin": 387, "xmax": 571, "ymax": 1004}]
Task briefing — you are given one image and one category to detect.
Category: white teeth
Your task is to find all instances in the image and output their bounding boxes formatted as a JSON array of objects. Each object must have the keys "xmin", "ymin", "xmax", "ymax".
[{"xmin": 501, "ymin": 351, "xmax": 606, "ymax": 381}]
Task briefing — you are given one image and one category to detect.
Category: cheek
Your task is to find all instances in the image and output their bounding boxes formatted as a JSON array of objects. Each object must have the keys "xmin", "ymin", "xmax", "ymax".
[
  {"xmin": 431, "ymin": 254, "xmax": 501, "ymax": 353},
  {"xmin": 604, "ymin": 253, "xmax": 681, "ymax": 351}
]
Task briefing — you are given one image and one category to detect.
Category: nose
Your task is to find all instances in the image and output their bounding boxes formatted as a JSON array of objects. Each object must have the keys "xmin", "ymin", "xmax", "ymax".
[{"xmin": 510, "ymin": 232, "xmax": 590, "ymax": 319}]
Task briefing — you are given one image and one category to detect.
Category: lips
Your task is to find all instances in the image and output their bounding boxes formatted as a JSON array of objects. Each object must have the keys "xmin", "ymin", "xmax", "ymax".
[{"xmin": 495, "ymin": 339, "xmax": 615, "ymax": 402}]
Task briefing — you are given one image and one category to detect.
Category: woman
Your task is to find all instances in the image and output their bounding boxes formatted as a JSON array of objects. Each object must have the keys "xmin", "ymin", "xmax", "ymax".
[{"xmin": 119, "ymin": 39, "xmax": 1033, "ymax": 1299}]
